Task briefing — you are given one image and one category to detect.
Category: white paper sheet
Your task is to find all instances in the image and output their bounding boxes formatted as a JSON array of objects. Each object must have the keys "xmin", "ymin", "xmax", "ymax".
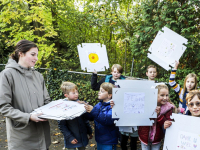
[
  {"xmin": 147, "ymin": 26, "xmax": 188, "ymax": 70},
  {"xmin": 77, "ymin": 43, "xmax": 109, "ymax": 72},
  {"xmin": 163, "ymin": 113, "xmax": 200, "ymax": 150},
  {"xmin": 124, "ymin": 92, "xmax": 145, "ymax": 114},
  {"xmin": 31, "ymin": 99, "xmax": 86, "ymax": 120},
  {"xmin": 112, "ymin": 80, "xmax": 158, "ymax": 126}
]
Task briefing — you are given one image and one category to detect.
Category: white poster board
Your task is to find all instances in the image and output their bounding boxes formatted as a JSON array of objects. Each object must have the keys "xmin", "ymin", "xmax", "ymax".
[
  {"xmin": 163, "ymin": 113, "xmax": 200, "ymax": 150},
  {"xmin": 112, "ymin": 80, "xmax": 158, "ymax": 126},
  {"xmin": 31, "ymin": 99, "xmax": 86, "ymax": 120},
  {"xmin": 147, "ymin": 26, "xmax": 188, "ymax": 70},
  {"xmin": 77, "ymin": 43, "xmax": 109, "ymax": 72}
]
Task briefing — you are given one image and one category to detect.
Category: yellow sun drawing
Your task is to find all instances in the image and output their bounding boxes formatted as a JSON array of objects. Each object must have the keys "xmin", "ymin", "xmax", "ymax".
[{"xmin": 88, "ymin": 53, "xmax": 99, "ymax": 63}]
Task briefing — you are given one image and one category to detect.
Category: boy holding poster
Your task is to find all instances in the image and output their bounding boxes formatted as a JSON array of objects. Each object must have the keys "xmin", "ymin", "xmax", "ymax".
[
  {"xmin": 84, "ymin": 82, "xmax": 119, "ymax": 150},
  {"xmin": 58, "ymin": 82, "xmax": 93, "ymax": 150},
  {"xmin": 91, "ymin": 64, "xmax": 126, "ymax": 91}
]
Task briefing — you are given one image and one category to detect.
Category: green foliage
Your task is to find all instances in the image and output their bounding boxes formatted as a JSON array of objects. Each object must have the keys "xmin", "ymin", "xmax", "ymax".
[
  {"xmin": 1, "ymin": 0, "xmax": 199, "ymax": 106},
  {"xmin": 40, "ymin": 68, "xmax": 100, "ymax": 105},
  {"xmin": 130, "ymin": 0, "xmax": 200, "ymax": 105}
]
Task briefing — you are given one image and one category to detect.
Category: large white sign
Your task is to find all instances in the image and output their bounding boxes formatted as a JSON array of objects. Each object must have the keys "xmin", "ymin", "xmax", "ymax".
[
  {"xmin": 77, "ymin": 43, "xmax": 109, "ymax": 72},
  {"xmin": 148, "ymin": 26, "xmax": 188, "ymax": 70},
  {"xmin": 163, "ymin": 113, "xmax": 200, "ymax": 150},
  {"xmin": 112, "ymin": 80, "xmax": 158, "ymax": 126},
  {"xmin": 31, "ymin": 99, "xmax": 86, "ymax": 120}
]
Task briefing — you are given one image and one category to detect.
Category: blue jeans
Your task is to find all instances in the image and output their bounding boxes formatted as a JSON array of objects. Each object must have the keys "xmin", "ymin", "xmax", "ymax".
[
  {"xmin": 141, "ymin": 142, "xmax": 161, "ymax": 150},
  {"xmin": 97, "ymin": 143, "xmax": 116, "ymax": 150}
]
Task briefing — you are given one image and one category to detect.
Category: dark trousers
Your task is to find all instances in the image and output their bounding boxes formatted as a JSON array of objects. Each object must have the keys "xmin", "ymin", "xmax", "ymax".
[{"xmin": 120, "ymin": 134, "xmax": 138, "ymax": 150}]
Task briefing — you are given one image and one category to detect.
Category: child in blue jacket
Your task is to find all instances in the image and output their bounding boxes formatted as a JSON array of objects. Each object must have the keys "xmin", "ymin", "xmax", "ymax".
[
  {"xmin": 58, "ymin": 82, "xmax": 93, "ymax": 150},
  {"xmin": 84, "ymin": 82, "xmax": 119, "ymax": 150}
]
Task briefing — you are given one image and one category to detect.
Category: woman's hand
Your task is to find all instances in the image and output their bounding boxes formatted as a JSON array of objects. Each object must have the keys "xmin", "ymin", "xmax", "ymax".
[
  {"xmin": 174, "ymin": 60, "xmax": 179, "ymax": 70},
  {"xmin": 155, "ymin": 106, "xmax": 161, "ymax": 116},
  {"xmin": 84, "ymin": 104, "xmax": 93, "ymax": 113},
  {"xmin": 71, "ymin": 139, "xmax": 78, "ymax": 144},
  {"xmin": 164, "ymin": 120, "xmax": 172, "ymax": 129},
  {"xmin": 30, "ymin": 113, "xmax": 47, "ymax": 122},
  {"xmin": 110, "ymin": 100, "xmax": 115, "ymax": 108}
]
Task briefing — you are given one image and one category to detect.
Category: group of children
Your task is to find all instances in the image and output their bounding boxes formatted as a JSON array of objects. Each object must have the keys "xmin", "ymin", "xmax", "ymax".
[{"xmin": 58, "ymin": 62, "xmax": 199, "ymax": 150}]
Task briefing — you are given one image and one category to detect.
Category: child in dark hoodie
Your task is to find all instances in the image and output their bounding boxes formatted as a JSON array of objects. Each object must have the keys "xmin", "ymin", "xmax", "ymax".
[{"xmin": 91, "ymin": 64, "xmax": 125, "ymax": 91}]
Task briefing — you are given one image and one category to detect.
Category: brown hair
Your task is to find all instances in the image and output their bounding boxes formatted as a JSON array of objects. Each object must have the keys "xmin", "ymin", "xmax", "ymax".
[
  {"xmin": 183, "ymin": 73, "xmax": 197, "ymax": 92},
  {"xmin": 111, "ymin": 64, "xmax": 123, "ymax": 73},
  {"xmin": 186, "ymin": 90, "xmax": 200, "ymax": 104},
  {"xmin": 100, "ymin": 82, "xmax": 114, "ymax": 94},
  {"xmin": 60, "ymin": 82, "xmax": 78, "ymax": 94},
  {"xmin": 146, "ymin": 65, "xmax": 157, "ymax": 72},
  {"xmin": 10, "ymin": 39, "xmax": 38, "ymax": 63}
]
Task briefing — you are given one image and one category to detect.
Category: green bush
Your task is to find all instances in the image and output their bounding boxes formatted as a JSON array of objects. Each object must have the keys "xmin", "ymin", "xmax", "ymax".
[{"xmin": 130, "ymin": 0, "xmax": 200, "ymax": 106}]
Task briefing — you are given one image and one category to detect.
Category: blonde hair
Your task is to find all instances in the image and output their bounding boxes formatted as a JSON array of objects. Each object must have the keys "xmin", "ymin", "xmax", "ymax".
[
  {"xmin": 100, "ymin": 82, "xmax": 114, "ymax": 94},
  {"xmin": 156, "ymin": 84, "xmax": 178, "ymax": 113},
  {"xmin": 146, "ymin": 65, "xmax": 157, "ymax": 72},
  {"xmin": 186, "ymin": 90, "xmax": 200, "ymax": 104},
  {"xmin": 60, "ymin": 82, "xmax": 78, "ymax": 94},
  {"xmin": 111, "ymin": 64, "xmax": 123, "ymax": 73},
  {"xmin": 183, "ymin": 73, "xmax": 197, "ymax": 92},
  {"xmin": 155, "ymin": 84, "xmax": 168, "ymax": 94}
]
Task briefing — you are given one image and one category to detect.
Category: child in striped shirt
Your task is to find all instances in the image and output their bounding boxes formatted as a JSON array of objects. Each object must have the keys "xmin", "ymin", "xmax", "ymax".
[{"xmin": 169, "ymin": 61, "xmax": 197, "ymax": 113}]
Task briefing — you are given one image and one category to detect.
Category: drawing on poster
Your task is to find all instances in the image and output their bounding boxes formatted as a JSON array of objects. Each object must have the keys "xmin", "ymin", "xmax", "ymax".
[
  {"xmin": 88, "ymin": 51, "xmax": 99, "ymax": 63},
  {"xmin": 176, "ymin": 131, "xmax": 200, "ymax": 150},
  {"xmin": 157, "ymin": 38, "xmax": 177, "ymax": 58},
  {"xmin": 48, "ymin": 102, "xmax": 77, "ymax": 112},
  {"xmin": 147, "ymin": 26, "xmax": 188, "ymax": 70},
  {"xmin": 124, "ymin": 92, "xmax": 145, "ymax": 114},
  {"xmin": 77, "ymin": 43, "xmax": 109, "ymax": 72}
]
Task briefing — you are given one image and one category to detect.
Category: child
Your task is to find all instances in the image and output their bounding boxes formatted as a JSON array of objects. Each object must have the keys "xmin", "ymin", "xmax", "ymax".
[
  {"xmin": 84, "ymin": 82, "xmax": 119, "ymax": 150},
  {"xmin": 164, "ymin": 90, "xmax": 200, "ymax": 129},
  {"xmin": 58, "ymin": 82, "xmax": 93, "ymax": 150},
  {"xmin": 169, "ymin": 61, "xmax": 197, "ymax": 113},
  {"xmin": 91, "ymin": 64, "xmax": 126, "ymax": 91},
  {"xmin": 138, "ymin": 84, "xmax": 174, "ymax": 150},
  {"xmin": 146, "ymin": 65, "xmax": 157, "ymax": 81}
]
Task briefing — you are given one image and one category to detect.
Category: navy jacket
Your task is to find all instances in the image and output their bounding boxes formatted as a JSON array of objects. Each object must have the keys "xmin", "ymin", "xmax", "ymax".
[
  {"xmin": 84, "ymin": 100, "xmax": 119, "ymax": 145},
  {"xmin": 58, "ymin": 104, "xmax": 92, "ymax": 148},
  {"xmin": 91, "ymin": 73, "xmax": 126, "ymax": 91}
]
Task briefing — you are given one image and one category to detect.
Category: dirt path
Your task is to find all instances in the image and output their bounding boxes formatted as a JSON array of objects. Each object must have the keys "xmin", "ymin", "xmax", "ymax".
[{"xmin": 0, "ymin": 115, "xmax": 142, "ymax": 150}]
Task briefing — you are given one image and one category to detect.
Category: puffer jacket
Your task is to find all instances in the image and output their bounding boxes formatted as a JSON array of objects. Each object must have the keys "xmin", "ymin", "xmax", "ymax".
[
  {"xmin": 138, "ymin": 102, "xmax": 174, "ymax": 145},
  {"xmin": 84, "ymin": 100, "xmax": 119, "ymax": 144}
]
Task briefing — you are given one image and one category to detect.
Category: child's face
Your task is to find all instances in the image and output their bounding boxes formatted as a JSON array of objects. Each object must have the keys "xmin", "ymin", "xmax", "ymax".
[
  {"xmin": 186, "ymin": 77, "xmax": 195, "ymax": 91},
  {"xmin": 98, "ymin": 87, "xmax": 111, "ymax": 101},
  {"xmin": 65, "ymin": 90, "xmax": 79, "ymax": 101},
  {"xmin": 157, "ymin": 88, "xmax": 169, "ymax": 106},
  {"xmin": 111, "ymin": 68, "xmax": 121, "ymax": 80},
  {"xmin": 146, "ymin": 68, "xmax": 157, "ymax": 80},
  {"xmin": 187, "ymin": 95, "xmax": 200, "ymax": 117}
]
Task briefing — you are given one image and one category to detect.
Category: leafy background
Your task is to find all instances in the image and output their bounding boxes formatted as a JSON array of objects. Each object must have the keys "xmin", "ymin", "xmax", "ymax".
[{"xmin": 0, "ymin": 0, "xmax": 199, "ymax": 106}]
